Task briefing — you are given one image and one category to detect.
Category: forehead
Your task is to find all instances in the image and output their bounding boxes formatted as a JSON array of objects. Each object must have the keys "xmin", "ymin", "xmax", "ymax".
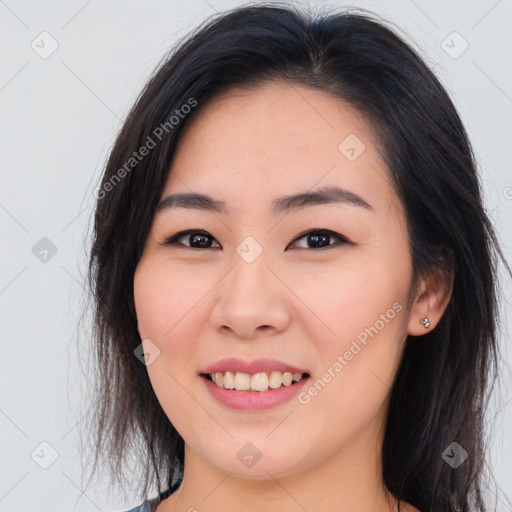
[{"xmin": 163, "ymin": 81, "xmax": 397, "ymax": 214}]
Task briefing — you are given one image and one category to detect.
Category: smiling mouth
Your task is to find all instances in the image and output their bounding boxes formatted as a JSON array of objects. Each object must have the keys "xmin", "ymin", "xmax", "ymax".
[{"xmin": 200, "ymin": 371, "xmax": 310, "ymax": 392}]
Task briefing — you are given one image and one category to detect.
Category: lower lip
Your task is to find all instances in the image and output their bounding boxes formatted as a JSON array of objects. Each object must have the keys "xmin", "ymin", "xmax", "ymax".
[{"xmin": 201, "ymin": 376, "xmax": 309, "ymax": 410}]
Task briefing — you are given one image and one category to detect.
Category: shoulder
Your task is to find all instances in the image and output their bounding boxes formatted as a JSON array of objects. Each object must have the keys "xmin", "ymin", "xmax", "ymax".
[
  {"xmin": 119, "ymin": 501, "xmax": 152, "ymax": 512},
  {"xmin": 119, "ymin": 474, "xmax": 182, "ymax": 512}
]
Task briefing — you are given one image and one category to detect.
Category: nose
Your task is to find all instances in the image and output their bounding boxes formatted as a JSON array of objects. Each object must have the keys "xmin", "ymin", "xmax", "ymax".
[{"xmin": 209, "ymin": 255, "xmax": 291, "ymax": 340}]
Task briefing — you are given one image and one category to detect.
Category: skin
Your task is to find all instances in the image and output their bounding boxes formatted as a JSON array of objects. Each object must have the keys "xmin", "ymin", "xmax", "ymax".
[{"xmin": 133, "ymin": 81, "xmax": 452, "ymax": 512}]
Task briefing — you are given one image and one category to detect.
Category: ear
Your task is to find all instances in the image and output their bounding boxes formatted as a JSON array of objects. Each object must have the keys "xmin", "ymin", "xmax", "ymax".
[{"xmin": 407, "ymin": 264, "xmax": 454, "ymax": 337}]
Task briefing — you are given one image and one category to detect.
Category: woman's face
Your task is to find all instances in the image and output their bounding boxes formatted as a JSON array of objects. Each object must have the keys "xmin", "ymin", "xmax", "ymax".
[{"xmin": 134, "ymin": 81, "xmax": 419, "ymax": 480}]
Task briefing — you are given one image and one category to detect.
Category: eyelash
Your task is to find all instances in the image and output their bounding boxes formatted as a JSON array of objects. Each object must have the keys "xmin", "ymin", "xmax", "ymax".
[{"xmin": 161, "ymin": 229, "xmax": 351, "ymax": 250}]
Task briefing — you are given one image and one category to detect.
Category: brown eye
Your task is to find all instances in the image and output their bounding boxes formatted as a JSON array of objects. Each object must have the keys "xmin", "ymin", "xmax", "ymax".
[
  {"xmin": 162, "ymin": 230, "xmax": 221, "ymax": 249},
  {"xmin": 161, "ymin": 228, "xmax": 350, "ymax": 251},
  {"xmin": 288, "ymin": 229, "xmax": 350, "ymax": 250}
]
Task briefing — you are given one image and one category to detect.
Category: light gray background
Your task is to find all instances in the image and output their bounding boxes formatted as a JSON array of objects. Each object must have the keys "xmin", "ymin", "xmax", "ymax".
[{"xmin": 1, "ymin": 1, "xmax": 511, "ymax": 511}]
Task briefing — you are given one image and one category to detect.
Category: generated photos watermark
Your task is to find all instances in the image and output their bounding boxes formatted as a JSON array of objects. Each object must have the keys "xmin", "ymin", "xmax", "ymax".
[
  {"xmin": 94, "ymin": 97, "xmax": 198, "ymax": 200},
  {"xmin": 298, "ymin": 301, "xmax": 403, "ymax": 405}
]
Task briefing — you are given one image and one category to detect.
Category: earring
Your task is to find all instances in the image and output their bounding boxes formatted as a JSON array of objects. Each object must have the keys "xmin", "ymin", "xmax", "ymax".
[{"xmin": 420, "ymin": 317, "xmax": 430, "ymax": 329}]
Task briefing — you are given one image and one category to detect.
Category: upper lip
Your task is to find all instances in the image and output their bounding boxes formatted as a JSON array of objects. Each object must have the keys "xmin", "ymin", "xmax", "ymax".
[{"xmin": 201, "ymin": 358, "xmax": 310, "ymax": 375}]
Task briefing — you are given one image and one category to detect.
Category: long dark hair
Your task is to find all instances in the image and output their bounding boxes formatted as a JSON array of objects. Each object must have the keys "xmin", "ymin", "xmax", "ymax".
[{"xmin": 81, "ymin": 4, "xmax": 509, "ymax": 511}]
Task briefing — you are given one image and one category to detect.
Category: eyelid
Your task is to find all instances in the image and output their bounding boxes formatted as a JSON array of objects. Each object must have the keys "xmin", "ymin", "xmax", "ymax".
[
  {"xmin": 160, "ymin": 228, "xmax": 352, "ymax": 249},
  {"xmin": 161, "ymin": 229, "xmax": 221, "ymax": 248},
  {"xmin": 289, "ymin": 229, "xmax": 351, "ymax": 248}
]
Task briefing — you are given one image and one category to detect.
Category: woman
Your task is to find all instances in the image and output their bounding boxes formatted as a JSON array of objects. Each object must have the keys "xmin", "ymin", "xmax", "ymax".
[{"xmin": 84, "ymin": 4, "xmax": 508, "ymax": 512}]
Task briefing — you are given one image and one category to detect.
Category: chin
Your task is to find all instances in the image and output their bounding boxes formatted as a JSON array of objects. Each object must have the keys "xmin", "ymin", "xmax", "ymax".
[{"xmin": 198, "ymin": 438, "xmax": 310, "ymax": 480}]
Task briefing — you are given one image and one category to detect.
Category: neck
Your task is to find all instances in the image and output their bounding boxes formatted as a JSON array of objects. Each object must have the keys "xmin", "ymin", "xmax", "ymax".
[{"xmin": 158, "ymin": 415, "xmax": 403, "ymax": 512}]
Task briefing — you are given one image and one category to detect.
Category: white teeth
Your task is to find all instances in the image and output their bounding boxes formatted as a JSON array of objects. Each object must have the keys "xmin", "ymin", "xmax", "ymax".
[
  {"xmin": 208, "ymin": 370, "xmax": 306, "ymax": 392},
  {"xmin": 223, "ymin": 371, "xmax": 235, "ymax": 389},
  {"xmin": 282, "ymin": 371, "xmax": 293, "ymax": 386},
  {"xmin": 251, "ymin": 372, "xmax": 269, "ymax": 391},
  {"xmin": 269, "ymin": 371, "xmax": 282, "ymax": 389},
  {"xmin": 234, "ymin": 372, "xmax": 251, "ymax": 391}
]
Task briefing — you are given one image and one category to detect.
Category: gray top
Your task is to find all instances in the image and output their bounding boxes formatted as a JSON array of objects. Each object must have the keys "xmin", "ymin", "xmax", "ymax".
[
  {"xmin": 123, "ymin": 501, "xmax": 152, "ymax": 512},
  {"xmin": 122, "ymin": 478, "xmax": 182, "ymax": 512}
]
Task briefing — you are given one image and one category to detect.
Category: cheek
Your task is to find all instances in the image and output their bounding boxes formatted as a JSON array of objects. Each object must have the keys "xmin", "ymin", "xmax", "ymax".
[
  {"xmin": 289, "ymin": 252, "xmax": 411, "ymax": 347},
  {"xmin": 289, "ymin": 250, "xmax": 411, "ymax": 416},
  {"xmin": 294, "ymin": 272, "xmax": 408, "ymax": 444},
  {"xmin": 133, "ymin": 260, "xmax": 202, "ymax": 407},
  {"xmin": 134, "ymin": 259, "xmax": 204, "ymax": 343},
  {"xmin": 134, "ymin": 260, "xmax": 204, "ymax": 427}
]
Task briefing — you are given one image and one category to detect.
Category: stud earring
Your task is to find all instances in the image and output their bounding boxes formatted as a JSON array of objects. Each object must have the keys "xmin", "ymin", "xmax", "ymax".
[{"xmin": 420, "ymin": 317, "xmax": 430, "ymax": 329}]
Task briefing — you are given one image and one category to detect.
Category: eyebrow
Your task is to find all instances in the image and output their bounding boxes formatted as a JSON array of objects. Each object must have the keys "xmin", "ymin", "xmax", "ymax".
[{"xmin": 156, "ymin": 185, "xmax": 373, "ymax": 215}]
